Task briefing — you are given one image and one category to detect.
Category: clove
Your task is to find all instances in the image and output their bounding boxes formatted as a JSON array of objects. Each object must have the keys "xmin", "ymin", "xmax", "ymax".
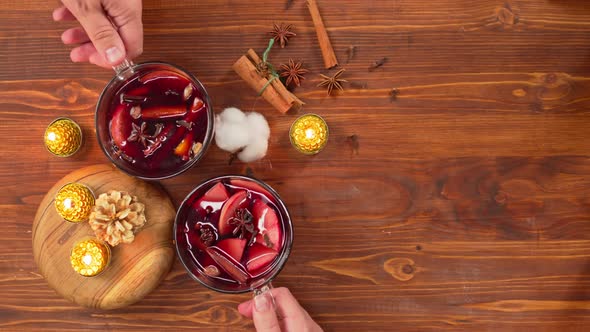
[
  {"xmin": 389, "ymin": 88, "xmax": 400, "ymax": 102},
  {"xmin": 369, "ymin": 57, "xmax": 388, "ymax": 71},
  {"xmin": 347, "ymin": 134, "xmax": 360, "ymax": 155},
  {"xmin": 112, "ymin": 146, "xmax": 134, "ymax": 163},
  {"xmin": 245, "ymin": 167, "xmax": 254, "ymax": 178},
  {"xmin": 176, "ymin": 119, "xmax": 193, "ymax": 130},
  {"xmin": 228, "ymin": 152, "xmax": 238, "ymax": 165}
]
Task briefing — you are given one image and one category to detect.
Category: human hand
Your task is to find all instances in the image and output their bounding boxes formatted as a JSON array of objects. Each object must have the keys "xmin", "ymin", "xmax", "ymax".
[
  {"xmin": 238, "ymin": 287, "xmax": 323, "ymax": 332},
  {"xmin": 53, "ymin": 0, "xmax": 143, "ymax": 68}
]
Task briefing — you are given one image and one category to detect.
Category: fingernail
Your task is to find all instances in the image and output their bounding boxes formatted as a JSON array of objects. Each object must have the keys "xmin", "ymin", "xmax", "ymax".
[
  {"xmin": 105, "ymin": 47, "xmax": 123, "ymax": 64},
  {"xmin": 254, "ymin": 294, "xmax": 270, "ymax": 312}
]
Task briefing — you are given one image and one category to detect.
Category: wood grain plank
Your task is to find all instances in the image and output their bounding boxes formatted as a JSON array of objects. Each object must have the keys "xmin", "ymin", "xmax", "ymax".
[{"xmin": 2, "ymin": 0, "xmax": 590, "ymax": 331}]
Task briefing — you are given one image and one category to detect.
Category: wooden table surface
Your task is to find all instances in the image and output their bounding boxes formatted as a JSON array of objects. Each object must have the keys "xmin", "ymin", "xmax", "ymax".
[{"xmin": 2, "ymin": 0, "xmax": 590, "ymax": 331}]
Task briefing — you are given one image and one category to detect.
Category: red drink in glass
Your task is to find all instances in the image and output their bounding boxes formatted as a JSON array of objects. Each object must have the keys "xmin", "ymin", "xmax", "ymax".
[
  {"xmin": 96, "ymin": 62, "xmax": 213, "ymax": 179},
  {"xmin": 175, "ymin": 176, "xmax": 293, "ymax": 293}
]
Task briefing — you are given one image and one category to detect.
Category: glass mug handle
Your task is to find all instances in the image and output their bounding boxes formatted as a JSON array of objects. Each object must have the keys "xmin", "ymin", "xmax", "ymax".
[
  {"xmin": 112, "ymin": 59, "xmax": 135, "ymax": 80},
  {"xmin": 252, "ymin": 281, "xmax": 279, "ymax": 314}
]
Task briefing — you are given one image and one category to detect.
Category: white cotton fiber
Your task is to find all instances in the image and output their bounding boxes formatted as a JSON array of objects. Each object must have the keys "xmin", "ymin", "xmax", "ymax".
[
  {"xmin": 219, "ymin": 107, "xmax": 247, "ymax": 124},
  {"xmin": 246, "ymin": 112, "xmax": 271, "ymax": 140},
  {"xmin": 215, "ymin": 119, "xmax": 250, "ymax": 153},
  {"xmin": 238, "ymin": 138, "xmax": 268, "ymax": 163},
  {"xmin": 214, "ymin": 107, "xmax": 270, "ymax": 163}
]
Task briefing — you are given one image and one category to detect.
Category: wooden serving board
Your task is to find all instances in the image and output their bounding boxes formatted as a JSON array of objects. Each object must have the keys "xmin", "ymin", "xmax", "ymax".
[{"xmin": 32, "ymin": 164, "xmax": 176, "ymax": 310}]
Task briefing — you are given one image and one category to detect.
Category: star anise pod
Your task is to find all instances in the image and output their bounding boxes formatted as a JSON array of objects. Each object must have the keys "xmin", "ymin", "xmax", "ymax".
[
  {"xmin": 318, "ymin": 68, "xmax": 348, "ymax": 96},
  {"xmin": 269, "ymin": 23, "xmax": 296, "ymax": 48},
  {"xmin": 280, "ymin": 59, "xmax": 308, "ymax": 87},
  {"xmin": 256, "ymin": 61, "xmax": 272, "ymax": 78},
  {"xmin": 128, "ymin": 122, "xmax": 164, "ymax": 148},
  {"xmin": 228, "ymin": 209, "xmax": 255, "ymax": 239}
]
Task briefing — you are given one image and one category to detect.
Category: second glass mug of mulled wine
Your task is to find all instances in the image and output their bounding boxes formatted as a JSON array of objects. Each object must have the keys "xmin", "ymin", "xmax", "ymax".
[
  {"xmin": 174, "ymin": 175, "xmax": 294, "ymax": 297},
  {"xmin": 95, "ymin": 60, "xmax": 215, "ymax": 180}
]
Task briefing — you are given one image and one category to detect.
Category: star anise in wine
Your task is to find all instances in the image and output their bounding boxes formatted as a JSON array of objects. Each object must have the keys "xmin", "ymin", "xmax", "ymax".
[
  {"xmin": 228, "ymin": 209, "xmax": 255, "ymax": 239},
  {"xmin": 127, "ymin": 122, "xmax": 164, "ymax": 148},
  {"xmin": 269, "ymin": 23, "xmax": 296, "ymax": 48},
  {"xmin": 280, "ymin": 59, "xmax": 308, "ymax": 87},
  {"xmin": 318, "ymin": 68, "xmax": 347, "ymax": 96}
]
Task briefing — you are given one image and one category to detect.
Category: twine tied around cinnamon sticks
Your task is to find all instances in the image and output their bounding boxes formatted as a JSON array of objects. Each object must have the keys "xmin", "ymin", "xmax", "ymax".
[{"xmin": 233, "ymin": 39, "xmax": 304, "ymax": 114}]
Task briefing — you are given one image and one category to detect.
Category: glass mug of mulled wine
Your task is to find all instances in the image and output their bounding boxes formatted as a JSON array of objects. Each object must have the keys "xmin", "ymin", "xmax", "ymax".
[
  {"xmin": 95, "ymin": 60, "xmax": 215, "ymax": 180},
  {"xmin": 174, "ymin": 175, "xmax": 293, "ymax": 297}
]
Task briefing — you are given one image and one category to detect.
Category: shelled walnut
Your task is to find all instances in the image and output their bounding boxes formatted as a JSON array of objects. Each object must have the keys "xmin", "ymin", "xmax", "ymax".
[{"xmin": 89, "ymin": 190, "xmax": 146, "ymax": 246}]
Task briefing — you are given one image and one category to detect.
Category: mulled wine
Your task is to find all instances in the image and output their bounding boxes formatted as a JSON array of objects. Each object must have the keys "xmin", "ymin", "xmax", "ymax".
[
  {"xmin": 96, "ymin": 62, "xmax": 213, "ymax": 179},
  {"xmin": 175, "ymin": 176, "xmax": 293, "ymax": 293}
]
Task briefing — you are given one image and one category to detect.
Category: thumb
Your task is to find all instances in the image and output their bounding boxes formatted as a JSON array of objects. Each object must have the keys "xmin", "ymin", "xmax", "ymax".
[
  {"xmin": 252, "ymin": 293, "xmax": 281, "ymax": 332},
  {"xmin": 63, "ymin": 1, "xmax": 126, "ymax": 65},
  {"xmin": 104, "ymin": 0, "xmax": 143, "ymax": 59}
]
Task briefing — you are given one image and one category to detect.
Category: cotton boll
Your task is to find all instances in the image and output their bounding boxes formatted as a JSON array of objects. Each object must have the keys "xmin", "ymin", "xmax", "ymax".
[
  {"xmin": 219, "ymin": 107, "xmax": 247, "ymax": 124},
  {"xmin": 246, "ymin": 112, "xmax": 270, "ymax": 140},
  {"xmin": 214, "ymin": 107, "xmax": 270, "ymax": 163},
  {"xmin": 215, "ymin": 120, "xmax": 250, "ymax": 153},
  {"xmin": 238, "ymin": 138, "xmax": 268, "ymax": 163}
]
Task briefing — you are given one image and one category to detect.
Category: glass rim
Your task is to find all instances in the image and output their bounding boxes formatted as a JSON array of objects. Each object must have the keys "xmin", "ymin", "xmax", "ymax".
[
  {"xmin": 173, "ymin": 175, "xmax": 294, "ymax": 294},
  {"xmin": 95, "ymin": 61, "xmax": 215, "ymax": 181}
]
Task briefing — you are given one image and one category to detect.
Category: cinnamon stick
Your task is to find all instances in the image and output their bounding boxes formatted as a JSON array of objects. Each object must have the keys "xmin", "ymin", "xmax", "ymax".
[
  {"xmin": 232, "ymin": 49, "xmax": 304, "ymax": 114},
  {"xmin": 307, "ymin": 0, "xmax": 338, "ymax": 69}
]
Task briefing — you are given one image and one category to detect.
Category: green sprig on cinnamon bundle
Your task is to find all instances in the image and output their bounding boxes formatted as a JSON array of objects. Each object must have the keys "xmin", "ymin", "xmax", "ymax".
[{"xmin": 232, "ymin": 38, "xmax": 304, "ymax": 114}]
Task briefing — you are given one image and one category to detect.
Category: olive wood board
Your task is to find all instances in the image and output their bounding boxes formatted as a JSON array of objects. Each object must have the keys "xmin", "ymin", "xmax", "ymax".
[{"xmin": 32, "ymin": 164, "xmax": 176, "ymax": 310}]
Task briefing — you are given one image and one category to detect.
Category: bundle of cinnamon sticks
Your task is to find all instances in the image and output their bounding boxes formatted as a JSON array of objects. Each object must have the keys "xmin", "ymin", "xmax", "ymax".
[
  {"xmin": 232, "ymin": 49, "xmax": 304, "ymax": 114},
  {"xmin": 232, "ymin": 0, "xmax": 338, "ymax": 113}
]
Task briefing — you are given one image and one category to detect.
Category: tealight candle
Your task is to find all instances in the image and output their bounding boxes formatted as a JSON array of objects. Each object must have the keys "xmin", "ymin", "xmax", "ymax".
[
  {"xmin": 70, "ymin": 238, "xmax": 111, "ymax": 277},
  {"xmin": 54, "ymin": 183, "xmax": 95, "ymax": 223},
  {"xmin": 290, "ymin": 114, "xmax": 329, "ymax": 155},
  {"xmin": 44, "ymin": 117, "xmax": 83, "ymax": 157}
]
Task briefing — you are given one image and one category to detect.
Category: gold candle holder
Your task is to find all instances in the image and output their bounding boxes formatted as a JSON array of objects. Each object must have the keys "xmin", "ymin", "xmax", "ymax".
[
  {"xmin": 55, "ymin": 183, "xmax": 95, "ymax": 223},
  {"xmin": 290, "ymin": 114, "xmax": 329, "ymax": 155},
  {"xmin": 44, "ymin": 117, "xmax": 83, "ymax": 157},
  {"xmin": 70, "ymin": 238, "xmax": 111, "ymax": 277}
]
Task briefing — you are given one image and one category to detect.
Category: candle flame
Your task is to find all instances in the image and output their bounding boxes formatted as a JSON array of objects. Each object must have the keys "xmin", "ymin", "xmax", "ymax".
[
  {"xmin": 305, "ymin": 128, "xmax": 316, "ymax": 139},
  {"xmin": 47, "ymin": 132, "xmax": 56, "ymax": 141},
  {"xmin": 63, "ymin": 198, "xmax": 73, "ymax": 209},
  {"xmin": 82, "ymin": 254, "xmax": 93, "ymax": 266}
]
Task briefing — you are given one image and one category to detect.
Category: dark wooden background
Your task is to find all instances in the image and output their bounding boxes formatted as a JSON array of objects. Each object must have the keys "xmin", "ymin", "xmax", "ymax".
[{"xmin": 2, "ymin": 0, "xmax": 590, "ymax": 330}]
